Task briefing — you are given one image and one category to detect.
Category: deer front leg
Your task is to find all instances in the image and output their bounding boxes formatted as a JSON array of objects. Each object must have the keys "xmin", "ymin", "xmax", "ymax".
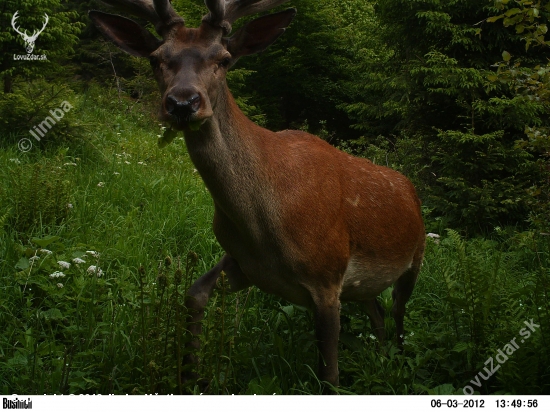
[
  {"xmin": 182, "ymin": 254, "xmax": 250, "ymax": 385},
  {"xmin": 313, "ymin": 293, "xmax": 341, "ymax": 392}
]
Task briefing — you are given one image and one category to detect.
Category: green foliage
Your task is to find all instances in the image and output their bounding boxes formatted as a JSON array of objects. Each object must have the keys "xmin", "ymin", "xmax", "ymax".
[
  {"xmin": 1, "ymin": 0, "xmax": 83, "ymax": 93},
  {"xmin": 489, "ymin": 0, "xmax": 550, "ymax": 50},
  {"xmin": 227, "ymin": 69, "xmax": 267, "ymax": 127},
  {"xmin": 487, "ymin": 0, "xmax": 550, "ymax": 229},
  {"xmin": 1, "ymin": 236, "xmax": 198, "ymax": 394},
  {"xmin": 6, "ymin": 154, "xmax": 72, "ymax": 233},
  {"xmin": 236, "ymin": 0, "xmax": 381, "ymax": 137},
  {"xmin": 0, "ymin": 79, "xmax": 79, "ymax": 145},
  {"xmin": 409, "ymin": 230, "xmax": 548, "ymax": 394},
  {"xmin": 427, "ymin": 129, "xmax": 538, "ymax": 231},
  {"xmin": 337, "ymin": 0, "xmax": 550, "ymax": 233}
]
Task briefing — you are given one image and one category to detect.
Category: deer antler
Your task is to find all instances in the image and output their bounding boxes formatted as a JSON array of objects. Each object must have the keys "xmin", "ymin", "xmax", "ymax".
[
  {"xmin": 203, "ymin": 0, "xmax": 291, "ymax": 34},
  {"xmin": 99, "ymin": 0, "xmax": 184, "ymax": 35},
  {"xmin": 11, "ymin": 11, "xmax": 29, "ymax": 40},
  {"xmin": 29, "ymin": 14, "xmax": 49, "ymax": 41},
  {"xmin": 153, "ymin": 0, "xmax": 183, "ymax": 28}
]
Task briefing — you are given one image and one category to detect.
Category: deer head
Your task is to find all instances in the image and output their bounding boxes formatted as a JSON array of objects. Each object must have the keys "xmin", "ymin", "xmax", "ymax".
[
  {"xmin": 11, "ymin": 11, "xmax": 49, "ymax": 54},
  {"xmin": 89, "ymin": 0, "xmax": 295, "ymax": 131}
]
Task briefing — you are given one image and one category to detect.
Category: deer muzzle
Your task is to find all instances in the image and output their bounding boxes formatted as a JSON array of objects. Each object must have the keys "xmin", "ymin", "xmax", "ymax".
[{"xmin": 166, "ymin": 94, "xmax": 201, "ymax": 119}]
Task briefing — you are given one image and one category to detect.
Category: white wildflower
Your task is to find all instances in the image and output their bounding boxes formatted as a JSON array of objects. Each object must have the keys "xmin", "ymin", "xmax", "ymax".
[
  {"xmin": 9, "ymin": 158, "xmax": 21, "ymax": 164},
  {"xmin": 40, "ymin": 249, "xmax": 53, "ymax": 255},
  {"xmin": 72, "ymin": 257, "xmax": 86, "ymax": 264},
  {"xmin": 87, "ymin": 265, "xmax": 103, "ymax": 277},
  {"xmin": 369, "ymin": 334, "xmax": 376, "ymax": 340},
  {"xmin": 67, "ymin": 203, "xmax": 73, "ymax": 209},
  {"xmin": 29, "ymin": 255, "xmax": 40, "ymax": 262},
  {"xmin": 113, "ymin": 172, "xmax": 120, "ymax": 176},
  {"xmin": 137, "ymin": 161, "xmax": 146, "ymax": 165},
  {"xmin": 58, "ymin": 261, "xmax": 71, "ymax": 269},
  {"xmin": 64, "ymin": 162, "xmax": 77, "ymax": 166},
  {"xmin": 86, "ymin": 250, "xmax": 100, "ymax": 258},
  {"xmin": 97, "ymin": 182, "xmax": 105, "ymax": 187},
  {"xmin": 427, "ymin": 233, "xmax": 440, "ymax": 244},
  {"xmin": 49, "ymin": 271, "xmax": 66, "ymax": 279},
  {"xmin": 124, "ymin": 161, "xmax": 130, "ymax": 165},
  {"xmin": 57, "ymin": 283, "xmax": 64, "ymax": 288}
]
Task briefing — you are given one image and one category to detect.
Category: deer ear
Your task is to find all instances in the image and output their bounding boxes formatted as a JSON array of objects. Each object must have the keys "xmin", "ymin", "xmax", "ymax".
[
  {"xmin": 89, "ymin": 10, "xmax": 161, "ymax": 57},
  {"xmin": 226, "ymin": 8, "xmax": 296, "ymax": 59}
]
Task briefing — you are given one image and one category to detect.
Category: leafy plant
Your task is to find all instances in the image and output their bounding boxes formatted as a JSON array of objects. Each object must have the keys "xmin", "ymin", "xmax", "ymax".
[{"xmin": 7, "ymin": 155, "xmax": 72, "ymax": 233}]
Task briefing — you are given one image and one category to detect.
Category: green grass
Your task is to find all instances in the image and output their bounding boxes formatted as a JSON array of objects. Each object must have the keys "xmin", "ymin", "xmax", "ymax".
[{"xmin": 0, "ymin": 84, "xmax": 549, "ymax": 395}]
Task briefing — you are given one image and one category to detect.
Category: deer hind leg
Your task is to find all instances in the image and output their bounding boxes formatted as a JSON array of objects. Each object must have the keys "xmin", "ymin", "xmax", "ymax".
[
  {"xmin": 391, "ymin": 264, "xmax": 421, "ymax": 348},
  {"xmin": 182, "ymin": 254, "xmax": 251, "ymax": 384},
  {"xmin": 366, "ymin": 298, "xmax": 386, "ymax": 343}
]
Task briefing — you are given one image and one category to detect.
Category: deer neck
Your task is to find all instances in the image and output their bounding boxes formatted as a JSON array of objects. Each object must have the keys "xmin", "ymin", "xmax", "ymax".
[{"xmin": 182, "ymin": 83, "xmax": 271, "ymax": 217}]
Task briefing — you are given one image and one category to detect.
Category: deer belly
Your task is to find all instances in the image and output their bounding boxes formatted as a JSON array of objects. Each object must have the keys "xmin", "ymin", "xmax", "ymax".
[
  {"xmin": 340, "ymin": 256, "xmax": 412, "ymax": 301},
  {"xmin": 214, "ymin": 218, "xmax": 314, "ymax": 306}
]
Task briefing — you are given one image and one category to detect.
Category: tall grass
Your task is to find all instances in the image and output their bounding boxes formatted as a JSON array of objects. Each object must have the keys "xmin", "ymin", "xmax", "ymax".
[{"xmin": 0, "ymin": 85, "xmax": 548, "ymax": 394}]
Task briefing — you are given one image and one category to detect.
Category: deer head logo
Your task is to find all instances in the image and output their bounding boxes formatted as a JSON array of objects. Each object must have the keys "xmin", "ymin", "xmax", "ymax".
[{"xmin": 11, "ymin": 11, "xmax": 49, "ymax": 54}]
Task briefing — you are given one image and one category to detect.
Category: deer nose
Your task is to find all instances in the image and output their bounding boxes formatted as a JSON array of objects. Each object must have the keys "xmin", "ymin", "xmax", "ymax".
[{"xmin": 166, "ymin": 94, "xmax": 201, "ymax": 118}]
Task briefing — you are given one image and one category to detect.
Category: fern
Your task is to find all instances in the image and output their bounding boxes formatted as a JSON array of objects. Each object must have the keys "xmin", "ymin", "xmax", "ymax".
[
  {"xmin": 8, "ymin": 159, "xmax": 71, "ymax": 233},
  {"xmin": 0, "ymin": 208, "xmax": 11, "ymax": 235}
]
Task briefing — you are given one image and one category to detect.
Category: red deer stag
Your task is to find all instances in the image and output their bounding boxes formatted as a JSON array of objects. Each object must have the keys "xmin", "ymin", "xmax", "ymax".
[{"xmin": 90, "ymin": 0, "xmax": 425, "ymax": 391}]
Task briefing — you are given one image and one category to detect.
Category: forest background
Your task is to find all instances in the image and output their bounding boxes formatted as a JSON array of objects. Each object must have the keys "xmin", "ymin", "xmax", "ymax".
[{"xmin": 0, "ymin": 0, "xmax": 549, "ymax": 395}]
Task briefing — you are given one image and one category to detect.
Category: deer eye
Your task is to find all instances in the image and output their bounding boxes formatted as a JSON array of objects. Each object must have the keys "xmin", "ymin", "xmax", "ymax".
[{"xmin": 219, "ymin": 57, "xmax": 231, "ymax": 68}]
